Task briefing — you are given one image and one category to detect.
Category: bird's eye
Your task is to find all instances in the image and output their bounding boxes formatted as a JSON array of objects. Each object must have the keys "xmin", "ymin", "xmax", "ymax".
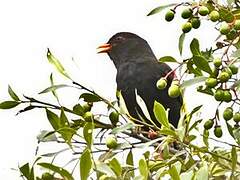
[{"xmin": 115, "ymin": 36, "xmax": 125, "ymax": 41}]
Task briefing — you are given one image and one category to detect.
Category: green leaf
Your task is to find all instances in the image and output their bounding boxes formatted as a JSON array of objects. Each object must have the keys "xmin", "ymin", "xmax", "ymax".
[
  {"xmin": 80, "ymin": 148, "xmax": 92, "ymax": 180},
  {"xmin": 37, "ymin": 130, "xmax": 58, "ymax": 142},
  {"xmin": 109, "ymin": 158, "xmax": 122, "ymax": 177},
  {"xmin": 17, "ymin": 105, "xmax": 35, "ymax": 115},
  {"xmin": 19, "ymin": 163, "xmax": 34, "ymax": 180},
  {"xmin": 159, "ymin": 128, "xmax": 177, "ymax": 137},
  {"xmin": 231, "ymin": 147, "xmax": 237, "ymax": 174},
  {"xmin": 159, "ymin": 56, "xmax": 177, "ymax": 63},
  {"xmin": 153, "ymin": 101, "xmax": 170, "ymax": 128},
  {"xmin": 219, "ymin": 7, "xmax": 234, "ymax": 23},
  {"xmin": 38, "ymin": 162, "xmax": 74, "ymax": 180},
  {"xmin": 192, "ymin": 55, "xmax": 212, "ymax": 74},
  {"xmin": 180, "ymin": 76, "xmax": 207, "ymax": 89},
  {"xmin": 49, "ymin": 73, "xmax": 59, "ymax": 101},
  {"xmin": 126, "ymin": 150, "xmax": 134, "ymax": 177},
  {"xmin": 168, "ymin": 165, "xmax": 180, "ymax": 180},
  {"xmin": 139, "ymin": 158, "xmax": 148, "ymax": 179},
  {"xmin": 39, "ymin": 84, "xmax": 70, "ymax": 94},
  {"xmin": 96, "ymin": 162, "xmax": 116, "ymax": 177},
  {"xmin": 190, "ymin": 38, "xmax": 201, "ymax": 56},
  {"xmin": 203, "ymin": 129, "xmax": 209, "ymax": 147},
  {"xmin": 83, "ymin": 122, "xmax": 94, "ymax": 148},
  {"xmin": 60, "ymin": 108, "xmax": 69, "ymax": 127},
  {"xmin": 8, "ymin": 85, "xmax": 20, "ymax": 101},
  {"xmin": 73, "ymin": 104, "xmax": 85, "ymax": 116},
  {"xmin": 0, "ymin": 101, "xmax": 20, "ymax": 109},
  {"xmin": 57, "ymin": 127, "xmax": 76, "ymax": 145},
  {"xmin": 196, "ymin": 162, "xmax": 208, "ymax": 180},
  {"xmin": 186, "ymin": 60, "xmax": 203, "ymax": 76},
  {"xmin": 80, "ymin": 93, "xmax": 101, "ymax": 102},
  {"xmin": 178, "ymin": 33, "xmax": 185, "ymax": 56},
  {"xmin": 46, "ymin": 109, "xmax": 60, "ymax": 130},
  {"xmin": 111, "ymin": 123, "xmax": 135, "ymax": 134},
  {"xmin": 47, "ymin": 49, "xmax": 71, "ymax": 79},
  {"xmin": 147, "ymin": 3, "xmax": 177, "ymax": 16}
]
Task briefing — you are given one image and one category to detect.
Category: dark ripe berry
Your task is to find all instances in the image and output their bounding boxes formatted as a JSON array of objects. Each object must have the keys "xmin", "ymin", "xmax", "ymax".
[
  {"xmin": 204, "ymin": 119, "xmax": 214, "ymax": 130},
  {"xmin": 223, "ymin": 107, "xmax": 233, "ymax": 121},
  {"xmin": 220, "ymin": 22, "xmax": 231, "ymax": 35},
  {"xmin": 229, "ymin": 64, "xmax": 238, "ymax": 74},
  {"xmin": 106, "ymin": 135, "xmax": 118, "ymax": 149},
  {"xmin": 165, "ymin": 10, "xmax": 175, "ymax": 22},
  {"xmin": 83, "ymin": 111, "xmax": 93, "ymax": 122},
  {"xmin": 182, "ymin": 22, "xmax": 192, "ymax": 33},
  {"xmin": 168, "ymin": 85, "xmax": 181, "ymax": 98},
  {"xmin": 109, "ymin": 111, "xmax": 119, "ymax": 125},
  {"xmin": 214, "ymin": 89, "xmax": 224, "ymax": 101},
  {"xmin": 223, "ymin": 90, "xmax": 232, "ymax": 103},
  {"xmin": 226, "ymin": 29, "xmax": 237, "ymax": 40},
  {"xmin": 214, "ymin": 126, "xmax": 223, "ymax": 138},
  {"xmin": 218, "ymin": 71, "xmax": 230, "ymax": 82},
  {"xmin": 42, "ymin": 173, "xmax": 54, "ymax": 180},
  {"xmin": 205, "ymin": 78, "xmax": 218, "ymax": 88},
  {"xmin": 156, "ymin": 78, "xmax": 167, "ymax": 90},
  {"xmin": 198, "ymin": 6, "xmax": 209, "ymax": 16},
  {"xmin": 191, "ymin": 17, "xmax": 201, "ymax": 29},
  {"xmin": 233, "ymin": 112, "xmax": 240, "ymax": 123},
  {"xmin": 209, "ymin": 10, "xmax": 220, "ymax": 22},
  {"xmin": 234, "ymin": 19, "xmax": 240, "ymax": 30},
  {"xmin": 213, "ymin": 58, "xmax": 222, "ymax": 67},
  {"xmin": 181, "ymin": 8, "xmax": 192, "ymax": 19}
]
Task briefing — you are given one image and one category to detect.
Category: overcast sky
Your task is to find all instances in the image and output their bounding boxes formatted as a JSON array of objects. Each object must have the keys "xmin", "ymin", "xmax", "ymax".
[{"xmin": 0, "ymin": 0, "xmax": 233, "ymax": 179}]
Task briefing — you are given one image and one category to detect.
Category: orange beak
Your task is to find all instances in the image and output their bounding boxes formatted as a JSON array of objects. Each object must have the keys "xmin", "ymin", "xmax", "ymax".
[{"xmin": 97, "ymin": 43, "xmax": 112, "ymax": 53}]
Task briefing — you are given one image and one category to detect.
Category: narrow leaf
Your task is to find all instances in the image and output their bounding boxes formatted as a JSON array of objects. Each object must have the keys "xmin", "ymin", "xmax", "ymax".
[
  {"xmin": 39, "ymin": 84, "xmax": 69, "ymax": 94},
  {"xmin": 80, "ymin": 93, "xmax": 101, "ymax": 102},
  {"xmin": 96, "ymin": 162, "xmax": 116, "ymax": 177},
  {"xmin": 159, "ymin": 56, "xmax": 177, "ymax": 63},
  {"xmin": 192, "ymin": 55, "xmax": 212, "ymax": 74},
  {"xmin": 178, "ymin": 33, "xmax": 185, "ymax": 55},
  {"xmin": 83, "ymin": 122, "xmax": 94, "ymax": 147},
  {"xmin": 111, "ymin": 123, "xmax": 135, "ymax": 134},
  {"xmin": 180, "ymin": 76, "xmax": 207, "ymax": 89},
  {"xmin": 168, "ymin": 165, "xmax": 180, "ymax": 180},
  {"xmin": 153, "ymin": 101, "xmax": 170, "ymax": 128},
  {"xmin": 37, "ymin": 130, "xmax": 58, "ymax": 142},
  {"xmin": 0, "ymin": 101, "xmax": 20, "ymax": 109},
  {"xmin": 8, "ymin": 85, "xmax": 20, "ymax": 101},
  {"xmin": 139, "ymin": 158, "xmax": 148, "ymax": 179},
  {"xmin": 231, "ymin": 147, "xmax": 237, "ymax": 173},
  {"xmin": 190, "ymin": 38, "xmax": 201, "ymax": 56},
  {"xmin": 46, "ymin": 109, "xmax": 60, "ymax": 130},
  {"xmin": 109, "ymin": 158, "xmax": 122, "ymax": 177},
  {"xmin": 80, "ymin": 148, "xmax": 92, "ymax": 180},
  {"xmin": 147, "ymin": 3, "xmax": 177, "ymax": 16}
]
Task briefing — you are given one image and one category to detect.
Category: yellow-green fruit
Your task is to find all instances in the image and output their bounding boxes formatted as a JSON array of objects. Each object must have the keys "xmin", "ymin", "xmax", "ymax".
[
  {"xmin": 182, "ymin": 22, "xmax": 192, "ymax": 33},
  {"xmin": 223, "ymin": 90, "xmax": 232, "ymax": 103},
  {"xmin": 181, "ymin": 8, "xmax": 192, "ymax": 19},
  {"xmin": 209, "ymin": 10, "xmax": 220, "ymax": 22},
  {"xmin": 191, "ymin": 17, "xmax": 201, "ymax": 29},
  {"xmin": 106, "ymin": 135, "xmax": 118, "ymax": 149},
  {"xmin": 99, "ymin": 175, "xmax": 109, "ymax": 180},
  {"xmin": 168, "ymin": 85, "xmax": 181, "ymax": 98},
  {"xmin": 83, "ymin": 111, "xmax": 93, "ymax": 122},
  {"xmin": 165, "ymin": 10, "xmax": 175, "ymax": 22},
  {"xmin": 156, "ymin": 78, "xmax": 167, "ymax": 90},
  {"xmin": 204, "ymin": 119, "xmax": 214, "ymax": 130},
  {"xmin": 82, "ymin": 103, "xmax": 92, "ymax": 112},
  {"xmin": 226, "ymin": 29, "xmax": 237, "ymax": 40},
  {"xmin": 198, "ymin": 6, "xmax": 209, "ymax": 16},
  {"xmin": 220, "ymin": 22, "xmax": 231, "ymax": 35},
  {"xmin": 233, "ymin": 112, "xmax": 240, "ymax": 123},
  {"xmin": 229, "ymin": 64, "xmax": 238, "ymax": 74},
  {"xmin": 223, "ymin": 107, "xmax": 233, "ymax": 121},
  {"xmin": 214, "ymin": 126, "xmax": 223, "ymax": 138},
  {"xmin": 109, "ymin": 111, "xmax": 119, "ymax": 125},
  {"xmin": 218, "ymin": 71, "xmax": 230, "ymax": 82},
  {"xmin": 213, "ymin": 58, "xmax": 222, "ymax": 67},
  {"xmin": 234, "ymin": 19, "xmax": 240, "ymax": 30},
  {"xmin": 214, "ymin": 89, "xmax": 224, "ymax": 101},
  {"xmin": 205, "ymin": 78, "xmax": 218, "ymax": 88},
  {"xmin": 42, "ymin": 173, "xmax": 54, "ymax": 180}
]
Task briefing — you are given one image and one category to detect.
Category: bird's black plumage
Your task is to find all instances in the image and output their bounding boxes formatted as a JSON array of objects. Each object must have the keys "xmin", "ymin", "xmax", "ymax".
[{"xmin": 101, "ymin": 32, "xmax": 182, "ymax": 128}]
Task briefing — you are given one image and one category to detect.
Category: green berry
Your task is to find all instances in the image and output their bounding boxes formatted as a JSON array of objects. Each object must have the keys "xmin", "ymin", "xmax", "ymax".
[
  {"xmin": 209, "ymin": 10, "xmax": 220, "ymax": 22},
  {"xmin": 229, "ymin": 64, "xmax": 238, "ymax": 74},
  {"xmin": 181, "ymin": 8, "xmax": 192, "ymax": 19},
  {"xmin": 211, "ymin": 68, "xmax": 219, "ymax": 78},
  {"xmin": 42, "ymin": 173, "xmax": 54, "ymax": 180},
  {"xmin": 223, "ymin": 107, "xmax": 233, "ymax": 121},
  {"xmin": 191, "ymin": 17, "xmax": 201, "ymax": 29},
  {"xmin": 226, "ymin": 29, "xmax": 237, "ymax": 40},
  {"xmin": 165, "ymin": 10, "xmax": 175, "ymax": 22},
  {"xmin": 182, "ymin": 22, "xmax": 192, "ymax": 33},
  {"xmin": 233, "ymin": 112, "xmax": 240, "ymax": 123},
  {"xmin": 223, "ymin": 90, "xmax": 232, "ymax": 103},
  {"xmin": 168, "ymin": 85, "xmax": 181, "ymax": 98},
  {"xmin": 156, "ymin": 78, "xmax": 167, "ymax": 90},
  {"xmin": 234, "ymin": 19, "xmax": 240, "ymax": 30},
  {"xmin": 106, "ymin": 135, "xmax": 118, "ymax": 149},
  {"xmin": 213, "ymin": 58, "xmax": 222, "ymax": 67},
  {"xmin": 205, "ymin": 78, "xmax": 218, "ymax": 88},
  {"xmin": 109, "ymin": 111, "xmax": 119, "ymax": 125},
  {"xmin": 198, "ymin": 6, "xmax": 209, "ymax": 16},
  {"xmin": 204, "ymin": 119, "xmax": 214, "ymax": 130},
  {"xmin": 83, "ymin": 111, "xmax": 93, "ymax": 122},
  {"xmin": 214, "ymin": 89, "xmax": 224, "ymax": 101},
  {"xmin": 220, "ymin": 22, "xmax": 231, "ymax": 35},
  {"xmin": 218, "ymin": 71, "xmax": 230, "ymax": 82},
  {"xmin": 214, "ymin": 126, "xmax": 223, "ymax": 138},
  {"xmin": 82, "ymin": 103, "xmax": 92, "ymax": 112}
]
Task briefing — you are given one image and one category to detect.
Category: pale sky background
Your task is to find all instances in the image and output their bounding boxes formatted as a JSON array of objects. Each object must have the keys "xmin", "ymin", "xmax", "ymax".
[{"xmin": 0, "ymin": 0, "xmax": 234, "ymax": 179}]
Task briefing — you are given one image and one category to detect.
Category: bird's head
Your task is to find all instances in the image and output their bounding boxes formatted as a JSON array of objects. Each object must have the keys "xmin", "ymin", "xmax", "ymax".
[{"xmin": 97, "ymin": 32, "xmax": 155, "ymax": 68}]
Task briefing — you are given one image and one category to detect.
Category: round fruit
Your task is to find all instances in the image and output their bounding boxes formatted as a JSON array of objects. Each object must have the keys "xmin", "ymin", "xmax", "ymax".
[
  {"xmin": 211, "ymin": 68, "xmax": 219, "ymax": 78},
  {"xmin": 82, "ymin": 103, "xmax": 92, "ymax": 112},
  {"xmin": 83, "ymin": 111, "xmax": 93, "ymax": 122},
  {"xmin": 214, "ymin": 89, "xmax": 224, "ymax": 101},
  {"xmin": 229, "ymin": 64, "xmax": 238, "ymax": 74},
  {"xmin": 109, "ymin": 111, "xmax": 119, "ymax": 125},
  {"xmin": 213, "ymin": 58, "xmax": 222, "ymax": 67},
  {"xmin": 223, "ymin": 107, "xmax": 233, "ymax": 121},
  {"xmin": 106, "ymin": 135, "xmax": 118, "ymax": 149},
  {"xmin": 42, "ymin": 172, "xmax": 54, "ymax": 180},
  {"xmin": 191, "ymin": 17, "xmax": 201, "ymax": 29},
  {"xmin": 209, "ymin": 10, "xmax": 220, "ymax": 22},
  {"xmin": 233, "ymin": 112, "xmax": 240, "ymax": 123},
  {"xmin": 226, "ymin": 29, "xmax": 237, "ymax": 40},
  {"xmin": 220, "ymin": 22, "xmax": 231, "ymax": 35},
  {"xmin": 182, "ymin": 22, "xmax": 192, "ymax": 33},
  {"xmin": 168, "ymin": 85, "xmax": 181, "ymax": 98},
  {"xmin": 204, "ymin": 119, "xmax": 214, "ymax": 130},
  {"xmin": 165, "ymin": 10, "xmax": 175, "ymax": 22},
  {"xmin": 214, "ymin": 126, "xmax": 223, "ymax": 138},
  {"xmin": 218, "ymin": 71, "xmax": 230, "ymax": 82},
  {"xmin": 223, "ymin": 90, "xmax": 232, "ymax": 103},
  {"xmin": 156, "ymin": 78, "xmax": 167, "ymax": 90},
  {"xmin": 181, "ymin": 8, "xmax": 192, "ymax": 19},
  {"xmin": 205, "ymin": 78, "xmax": 218, "ymax": 88},
  {"xmin": 198, "ymin": 6, "xmax": 209, "ymax": 16},
  {"xmin": 234, "ymin": 19, "xmax": 240, "ymax": 30}
]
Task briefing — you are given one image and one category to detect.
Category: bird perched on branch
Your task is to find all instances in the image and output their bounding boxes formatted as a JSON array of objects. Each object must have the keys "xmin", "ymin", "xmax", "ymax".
[{"xmin": 97, "ymin": 32, "xmax": 183, "ymax": 128}]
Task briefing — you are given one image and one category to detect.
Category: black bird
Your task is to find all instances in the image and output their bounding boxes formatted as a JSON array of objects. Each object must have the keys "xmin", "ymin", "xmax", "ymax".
[{"xmin": 97, "ymin": 32, "xmax": 183, "ymax": 128}]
